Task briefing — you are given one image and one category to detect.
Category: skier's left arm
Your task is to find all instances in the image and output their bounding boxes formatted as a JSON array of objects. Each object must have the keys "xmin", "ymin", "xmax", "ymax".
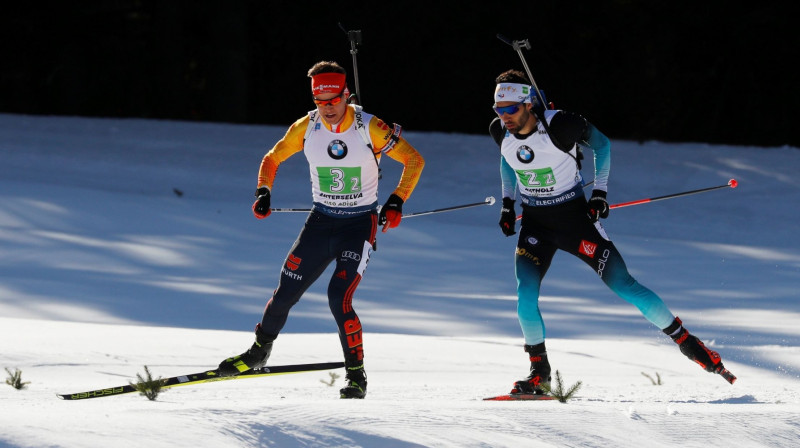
[
  {"xmin": 581, "ymin": 123, "xmax": 610, "ymax": 194},
  {"xmin": 369, "ymin": 118, "xmax": 424, "ymax": 201},
  {"xmin": 580, "ymin": 123, "xmax": 611, "ymax": 221},
  {"xmin": 369, "ymin": 117, "xmax": 425, "ymax": 231},
  {"xmin": 548, "ymin": 111, "xmax": 610, "ymax": 194},
  {"xmin": 550, "ymin": 110, "xmax": 611, "ymax": 220}
]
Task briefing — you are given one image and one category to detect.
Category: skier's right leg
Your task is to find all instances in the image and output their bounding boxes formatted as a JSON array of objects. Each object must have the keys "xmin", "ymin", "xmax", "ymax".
[
  {"xmin": 510, "ymin": 342, "xmax": 552, "ymax": 395},
  {"xmin": 511, "ymin": 227, "xmax": 556, "ymax": 394},
  {"xmin": 217, "ymin": 323, "xmax": 276, "ymax": 376},
  {"xmin": 218, "ymin": 215, "xmax": 331, "ymax": 376},
  {"xmin": 514, "ymin": 226, "xmax": 556, "ymax": 347}
]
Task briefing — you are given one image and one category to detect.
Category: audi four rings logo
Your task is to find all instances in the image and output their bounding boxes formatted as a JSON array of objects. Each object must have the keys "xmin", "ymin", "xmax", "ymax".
[
  {"xmin": 341, "ymin": 251, "xmax": 361, "ymax": 261},
  {"xmin": 517, "ymin": 145, "xmax": 534, "ymax": 163},
  {"xmin": 328, "ymin": 140, "xmax": 348, "ymax": 159}
]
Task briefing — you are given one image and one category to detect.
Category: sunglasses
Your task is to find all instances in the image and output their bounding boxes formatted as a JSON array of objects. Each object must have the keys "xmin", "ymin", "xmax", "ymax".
[
  {"xmin": 493, "ymin": 101, "xmax": 526, "ymax": 116},
  {"xmin": 313, "ymin": 91, "xmax": 345, "ymax": 107}
]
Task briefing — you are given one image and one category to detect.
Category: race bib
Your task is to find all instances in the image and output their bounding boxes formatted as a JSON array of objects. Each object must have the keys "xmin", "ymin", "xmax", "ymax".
[{"xmin": 317, "ymin": 166, "xmax": 362, "ymax": 194}]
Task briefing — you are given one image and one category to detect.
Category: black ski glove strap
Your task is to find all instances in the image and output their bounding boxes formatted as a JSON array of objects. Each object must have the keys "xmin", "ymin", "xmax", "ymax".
[
  {"xmin": 253, "ymin": 187, "xmax": 271, "ymax": 218},
  {"xmin": 587, "ymin": 190, "xmax": 609, "ymax": 223},
  {"xmin": 378, "ymin": 194, "xmax": 404, "ymax": 226},
  {"xmin": 499, "ymin": 197, "xmax": 517, "ymax": 237}
]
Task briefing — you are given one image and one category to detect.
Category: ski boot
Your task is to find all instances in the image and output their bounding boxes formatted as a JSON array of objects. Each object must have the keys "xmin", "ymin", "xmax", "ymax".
[
  {"xmin": 510, "ymin": 342, "xmax": 551, "ymax": 395},
  {"xmin": 340, "ymin": 356, "xmax": 367, "ymax": 399},
  {"xmin": 218, "ymin": 324, "xmax": 275, "ymax": 377},
  {"xmin": 664, "ymin": 317, "xmax": 736, "ymax": 384}
]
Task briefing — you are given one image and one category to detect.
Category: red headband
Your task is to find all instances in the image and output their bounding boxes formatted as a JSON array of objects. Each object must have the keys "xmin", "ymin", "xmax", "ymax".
[{"xmin": 311, "ymin": 73, "xmax": 346, "ymax": 96}]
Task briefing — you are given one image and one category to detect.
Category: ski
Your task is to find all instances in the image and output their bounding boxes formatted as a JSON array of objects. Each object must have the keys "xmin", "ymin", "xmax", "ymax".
[
  {"xmin": 57, "ymin": 361, "xmax": 344, "ymax": 400},
  {"xmin": 483, "ymin": 393, "xmax": 556, "ymax": 401},
  {"xmin": 719, "ymin": 367, "xmax": 737, "ymax": 384}
]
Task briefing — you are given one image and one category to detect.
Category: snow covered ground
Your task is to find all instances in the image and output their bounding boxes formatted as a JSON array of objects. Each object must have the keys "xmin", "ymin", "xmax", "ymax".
[{"xmin": 1, "ymin": 113, "xmax": 799, "ymax": 447}]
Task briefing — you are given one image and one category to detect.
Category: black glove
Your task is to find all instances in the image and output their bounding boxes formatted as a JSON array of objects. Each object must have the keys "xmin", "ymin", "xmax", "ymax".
[
  {"xmin": 499, "ymin": 197, "xmax": 517, "ymax": 236},
  {"xmin": 587, "ymin": 190, "xmax": 609, "ymax": 223},
  {"xmin": 252, "ymin": 187, "xmax": 271, "ymax": 219},
  {"xmin": 379, "ymin": 194, "xmax": 404, "ymax": 232}
]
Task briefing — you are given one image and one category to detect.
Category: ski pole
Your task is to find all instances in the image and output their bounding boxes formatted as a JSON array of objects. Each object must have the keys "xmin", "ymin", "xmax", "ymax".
[
  {"xmin": 610, "ymin": 179, "xmax": 738, "ymax": 209},
  {"xmin": 514, "ymin": 179, "xmax": 737, "ymax": 220},
  {"xmin": 338, "ymin": 23, "xmax": 362, "ymax": 105},
  {"xmin": 271, "ymin": 197, "xmax": 496, "ymax": 216},
  {"xmin": 404, "ymin": 196, "xmax": 495, "ymax": 218},
  {"xmin": 269, "ymin": 208, "xmax": 314, "ymax": 213}
]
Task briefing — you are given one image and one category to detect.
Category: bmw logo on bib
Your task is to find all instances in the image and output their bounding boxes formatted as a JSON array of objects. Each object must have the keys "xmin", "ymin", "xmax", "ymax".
[
  {"xmin": 328, "ymin": 140, "xmax": 348, "ymax": 160},
  {"xmin": 517, "ymin": 145, "xmax": 534, "ymax": 163}
]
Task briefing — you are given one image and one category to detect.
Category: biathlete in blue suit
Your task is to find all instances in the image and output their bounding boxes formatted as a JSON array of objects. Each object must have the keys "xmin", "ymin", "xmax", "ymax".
[{"xmin": 489, "ymin": 69, "xmax": 734, "ymax": 394}]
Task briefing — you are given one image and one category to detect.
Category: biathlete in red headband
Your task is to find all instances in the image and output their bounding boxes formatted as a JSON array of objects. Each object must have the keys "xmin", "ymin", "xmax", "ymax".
[{"xmin": 218, "ymin": 61, "xmax": 424, "ymax": 399}]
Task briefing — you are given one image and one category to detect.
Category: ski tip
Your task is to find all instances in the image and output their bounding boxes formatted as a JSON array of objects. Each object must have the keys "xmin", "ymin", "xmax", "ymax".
[
  {"xmin": 483, "ymin": 393, "xmax": 556, "ymax": 401},
  {"xmin": 720, "ymin": 368, "xmax": 737, "ymax": 384}
]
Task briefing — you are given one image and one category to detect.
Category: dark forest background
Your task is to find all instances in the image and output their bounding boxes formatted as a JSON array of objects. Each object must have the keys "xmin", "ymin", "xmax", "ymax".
[{"xmin": 2, "ymin": 1, "xmax": 796, "ymax": 147}]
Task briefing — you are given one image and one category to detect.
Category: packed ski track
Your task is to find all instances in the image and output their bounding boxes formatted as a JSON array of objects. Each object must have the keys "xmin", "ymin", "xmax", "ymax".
[
  {"xmin": 3, "ymin": 319, "xmax": 799, "ymax": 447},
  {"xmin": 1, "ymin": 114, "xmax": 799, "ymax": 447}
]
